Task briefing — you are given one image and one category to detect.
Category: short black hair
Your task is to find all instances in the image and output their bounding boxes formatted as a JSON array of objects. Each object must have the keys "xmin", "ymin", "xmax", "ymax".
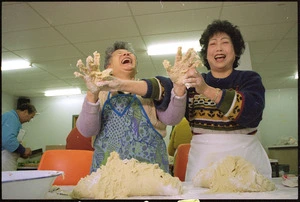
[
  {"xmin": 103, "ymin": 41, "xmax": 137, "ymax": 69},
  {"xmin": 199, "ymin": 20, "xmax": 245, "ymax": 70},
  {"xmin": 17, "ymin": 103, "xmax": 37, "ymax": 114}
]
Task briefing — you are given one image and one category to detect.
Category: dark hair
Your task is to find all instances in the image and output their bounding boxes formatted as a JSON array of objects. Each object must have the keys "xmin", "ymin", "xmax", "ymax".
[
  {"xmin": 17, "ymin": 103, "xmax": 37, "ymax": 114},
  {"xmin": 103, "ymin": 41, "xmax": 137, "ymax": 69},
  {"xmin": 199, "ymin": 20, "xmax": 245, "ymax": 70}
]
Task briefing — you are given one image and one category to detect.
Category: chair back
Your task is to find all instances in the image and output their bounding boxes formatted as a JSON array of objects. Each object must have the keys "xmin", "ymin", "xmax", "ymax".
[
  {"xmin": 173, "ymin": 143, "xmax": 191, "ymax": 181},
  {"xmin": 37, "ymin": 149, "xmax": 93, "ymax": 185}
]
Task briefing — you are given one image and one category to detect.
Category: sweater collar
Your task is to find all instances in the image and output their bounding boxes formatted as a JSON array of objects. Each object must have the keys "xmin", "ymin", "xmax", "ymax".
[{"xmin": 206, "ymin": 69, "xmax": 238, "ymax": 86}]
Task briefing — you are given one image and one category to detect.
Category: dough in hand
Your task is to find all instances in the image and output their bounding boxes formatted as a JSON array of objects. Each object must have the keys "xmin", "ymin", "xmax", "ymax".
[
  {"xmin": 74, "ymin": 50, "xmax": 113, "ymax": 83},
  {"xmin": 93, "ymin": 68, "xmax": 113, "ymax": 82},
  {"xmin": 71, "ymin": 151, "xmax": 182, "ymax": 199},
  {"xmin": 193, "ymin": 156, "xmax": 276, "ymax": 193}
]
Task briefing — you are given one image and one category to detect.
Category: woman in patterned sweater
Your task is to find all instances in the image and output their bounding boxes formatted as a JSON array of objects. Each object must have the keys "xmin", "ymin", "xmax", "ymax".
[
  {"xmin": 140, "ymin": 20, "xmax": 270, "ymax": 182},
  {"xmin": 174, "ymin": 20, "xmax": 270, "ymax": 181}
]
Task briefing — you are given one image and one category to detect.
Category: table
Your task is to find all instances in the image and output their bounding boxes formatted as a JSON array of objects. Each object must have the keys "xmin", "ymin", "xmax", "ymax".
[
  {"xmin": 17, "ymin": 166, "xmax": 38, "ymax": 170},
  {"xmin": 268, "ymin": 145, "xmax": 298, "ymax": 175},
  {"xmin": 45, "ymin": 178, "xmax": 298, "ymax": 200}
]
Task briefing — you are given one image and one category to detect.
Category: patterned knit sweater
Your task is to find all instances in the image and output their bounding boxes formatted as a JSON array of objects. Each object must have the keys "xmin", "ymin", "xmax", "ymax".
[
  {"xmin": 143, "ymin": 70, "xmax": 265, "ymax": 135},
  {"xmin": 187, "ymin": 70, "xmax": 265, "ymax": 134}
]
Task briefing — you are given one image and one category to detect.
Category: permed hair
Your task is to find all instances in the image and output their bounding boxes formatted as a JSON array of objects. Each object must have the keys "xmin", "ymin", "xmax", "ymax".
[
  {"xmin": 103, "ymin": 41, "xmax": 137, "ymax": 69},
  {"xmin": 199, "ymin": 20, "xmax": 245, "ymax": 70},
  {"xmin": 17, "ymin": 103, "xmax": 37, "ymax": 114}
]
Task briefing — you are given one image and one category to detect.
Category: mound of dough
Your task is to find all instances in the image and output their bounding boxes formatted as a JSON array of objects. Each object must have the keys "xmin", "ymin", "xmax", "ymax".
[
  {"xmin": 193, "ymin": 156, "xmax": 276, "ymax": 193},
  {"xmin": 71, "ymin": 152, "xmax": 182, "ymax": 199}
]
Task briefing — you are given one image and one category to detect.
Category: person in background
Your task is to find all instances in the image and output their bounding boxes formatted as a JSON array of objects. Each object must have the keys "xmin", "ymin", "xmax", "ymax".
[
  {"xmin": 168, "ymin": 117, "xmax": 192, "ymax": 157},
  {"xmin": 2, "ymin": 103, "xmax": 37, "ymax": 171},
  {"xmin": 75, "ymin": 41, "xmax": 198, "ymax": 173},
  {"xmin": 66, "ymin": 127, "xmax": 94, "ymax": 151}
]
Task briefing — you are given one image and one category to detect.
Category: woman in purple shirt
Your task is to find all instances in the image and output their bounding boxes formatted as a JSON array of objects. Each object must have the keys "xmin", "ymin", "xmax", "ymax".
[{"xmin": 75, "ymin": 41, "xmax": 198, "ymax": 173}]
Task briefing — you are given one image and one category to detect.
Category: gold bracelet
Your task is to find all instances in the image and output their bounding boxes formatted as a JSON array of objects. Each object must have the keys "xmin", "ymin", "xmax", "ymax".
[{"xmin": 212, "ymin": 88, "xmax": 221, "ymax": 102}]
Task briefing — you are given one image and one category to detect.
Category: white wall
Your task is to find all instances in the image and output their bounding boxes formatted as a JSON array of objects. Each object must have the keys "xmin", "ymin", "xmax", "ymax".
[
  {"xmin": 24, "ymin": 95, "xmax": 86, "ymax": 150},
  {"xmin": 1, "ymin": 93, "xmax": 16, "ymax": 113},
  {"xmin": 2, "ymin": 88, "xmax": 298, "ymax": 153},
  {"xmin": 258, "ymin": 88, "xmax": 298, "ymax": 153}
]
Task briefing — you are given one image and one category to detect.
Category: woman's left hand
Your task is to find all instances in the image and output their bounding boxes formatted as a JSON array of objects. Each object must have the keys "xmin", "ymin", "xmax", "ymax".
[{"xmin": 163, "ymin": 47, "xmax": 202, "ymax": 86}]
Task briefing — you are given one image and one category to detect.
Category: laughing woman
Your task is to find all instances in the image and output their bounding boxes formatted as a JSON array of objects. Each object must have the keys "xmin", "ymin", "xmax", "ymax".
[{"xmin": 75, "ymin": 41, "xmax": 198, "ymax": 173}]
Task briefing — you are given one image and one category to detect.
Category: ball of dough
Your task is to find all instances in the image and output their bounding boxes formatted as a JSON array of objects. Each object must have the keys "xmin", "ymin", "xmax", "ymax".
[{"xmin": 193, "ymin": 156, "xmax": 276, "ymax": 193}]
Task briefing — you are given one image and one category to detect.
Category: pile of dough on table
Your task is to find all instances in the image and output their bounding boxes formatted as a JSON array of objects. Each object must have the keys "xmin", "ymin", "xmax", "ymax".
[
  {"xmin": 70, "ymin": 152, "xmax": 182, "ymax": 199},
  {"xmin": 193, "ymin": 156, "xmax": 276, "ymax": 193}
]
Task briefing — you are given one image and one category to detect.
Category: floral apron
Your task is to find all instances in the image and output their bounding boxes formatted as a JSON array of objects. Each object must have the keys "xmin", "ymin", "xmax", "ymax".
[{"xmin": 91, "ymin": 92, "xmax": 169, "ymax": 173}]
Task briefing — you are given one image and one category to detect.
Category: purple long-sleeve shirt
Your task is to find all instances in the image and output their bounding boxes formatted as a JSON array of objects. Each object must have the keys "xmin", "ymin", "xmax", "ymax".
[{"xmin": 77, "ymin": 89, "xmax": 186, "ymax": 138}]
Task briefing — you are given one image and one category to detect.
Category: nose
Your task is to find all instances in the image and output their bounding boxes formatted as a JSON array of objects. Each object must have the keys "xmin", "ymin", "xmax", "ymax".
[
  {"xmin": 216, "ymin": 43, "xmax": 222, "ymax": 51},
  {"xmin": 123, "ymin": 52, "xmax": 131, "ymax": 56}
]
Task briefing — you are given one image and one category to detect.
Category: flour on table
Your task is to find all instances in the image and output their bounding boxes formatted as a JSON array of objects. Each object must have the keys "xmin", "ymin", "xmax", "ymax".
[
  {"xmin": 71, "ymin": 151, "xmax": 182, "ymax": 199},
  {"xmin": 193, "ymin": 156, "xmax": 276, "ymax": 193}
]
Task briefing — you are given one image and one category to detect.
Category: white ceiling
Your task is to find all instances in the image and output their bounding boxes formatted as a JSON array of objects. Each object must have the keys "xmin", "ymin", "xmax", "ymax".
[{"xmin": 1, "ymin": 1, "xmax": 298, "ymax": 98}]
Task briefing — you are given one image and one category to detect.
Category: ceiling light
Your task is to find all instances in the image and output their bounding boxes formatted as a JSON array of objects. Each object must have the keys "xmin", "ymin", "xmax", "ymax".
[
  {"xmin": 147, "ymin": 41, "xmax": 201, "ymax": 56},
  {"xmin": 294, "ymin": 72, "xmax": 298, "ymax": 79},
  {"xmin": 44, "ymin": 88, "xmax": 81, "ymax": 97},
  {"xmin": 1, "ymin": 60, "xmax": 32, "ymax": 71}
]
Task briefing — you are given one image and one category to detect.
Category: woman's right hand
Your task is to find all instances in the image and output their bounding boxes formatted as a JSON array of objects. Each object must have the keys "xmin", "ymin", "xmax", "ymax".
[
  {"xmin": 74, "ymin": 51, "xmax": 114, "ymax": 99},
  {"xmin": 183, "ymin": 68, "xmax": 209, "ymax": 94}
]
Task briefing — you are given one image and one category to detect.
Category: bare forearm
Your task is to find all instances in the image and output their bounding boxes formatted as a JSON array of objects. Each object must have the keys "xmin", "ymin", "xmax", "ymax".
[
  {"xmin": 202, "ymin": 86, "xmax": 222, "ymax": 104},
  {"xmin": 173, "ymin": 83, "xmax": 186, "ymax": 97},
  {"xmin": 119, "ymin": 80, "xmax": 148, "ymax": 96},
  {"xmin": 86, "ymin": 91, "xmax": 99, "ymax": 103}
]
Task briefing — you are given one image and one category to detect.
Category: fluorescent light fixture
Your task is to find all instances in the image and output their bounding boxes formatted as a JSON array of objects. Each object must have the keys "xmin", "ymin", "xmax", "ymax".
[
  {"xmin": 294, "ymin": 72, "xmax": 298, "ymax": 79},
  {"xmin": 44, "ymin": 88, "xmax": 81, "ymax": 97},
  {"xmin": 147, "ymin": 41, "xmax": 201, "ymax": 56},
  {"xmin": 1, "ymin": 60, "xmax": 32, "ymax": 71}
]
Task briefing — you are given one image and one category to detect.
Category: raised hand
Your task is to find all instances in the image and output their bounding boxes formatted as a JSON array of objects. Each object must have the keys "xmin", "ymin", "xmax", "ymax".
[
  {"xmin": 163, "ymin": 47, "xmax": 202, "ymax": 86},
  {"xmin": 183, "ymin": 68, "xmax": 208, "ymax": 93},
  {"xmin": 74, "ymin": 51, "xmax": 113, "ymax": 94}
]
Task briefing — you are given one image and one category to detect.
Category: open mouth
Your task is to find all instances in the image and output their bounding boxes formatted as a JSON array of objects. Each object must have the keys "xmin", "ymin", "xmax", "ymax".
[
  {"xmin": 214, "ymin": 54, "xmax": 226, "ymax": 61},
  {"xmin": 121, "ymin": 58, "xmax": 132, "ymax": 64}
]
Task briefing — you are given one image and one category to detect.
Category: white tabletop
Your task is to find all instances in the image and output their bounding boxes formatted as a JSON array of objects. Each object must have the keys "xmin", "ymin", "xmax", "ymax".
[{"xmin": 45, "ymin": 178, "xmax": 298, "ymax": 200}]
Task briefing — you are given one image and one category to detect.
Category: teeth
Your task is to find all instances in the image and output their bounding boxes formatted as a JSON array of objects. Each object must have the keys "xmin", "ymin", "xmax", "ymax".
[
  {"xmin": 122, "ymin": 58, "xmax": 132, "ymax": 64},
  {"xmin": 215, "ymin": 55, "xmax": 225, "ymax": 59}
]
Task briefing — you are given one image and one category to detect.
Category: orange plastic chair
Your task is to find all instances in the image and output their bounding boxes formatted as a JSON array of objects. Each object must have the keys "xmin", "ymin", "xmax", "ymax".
[
  {"xmin": 173, "ymin": 143, "xmax": 191, "ymax": 181},
  {"xmin": 37, "ymin": 149, "xmax": 93, "ymax": 185}
]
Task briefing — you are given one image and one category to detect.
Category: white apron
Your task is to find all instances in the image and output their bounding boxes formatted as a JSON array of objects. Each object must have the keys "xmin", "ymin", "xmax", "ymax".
[
  {"xmin": 185, "ymin": 133, "xmax": 272, "ymax": 182},
  {"xmin": 2, "ymin": 150, "xmax": 19, "ymax": 171}
]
